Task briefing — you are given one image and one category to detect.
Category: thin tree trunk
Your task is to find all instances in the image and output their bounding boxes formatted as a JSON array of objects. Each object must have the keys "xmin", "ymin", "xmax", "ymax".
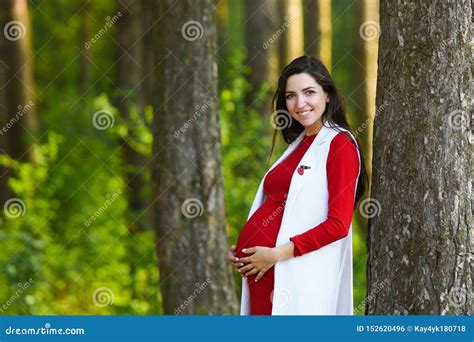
[
  {"xmin": 303, "ymin": 0, "xmax": 331, "ymax": 69},
  {"xmin": 79, "ymin": 0, "xmax": 90, "ymax": 94},
  {"xmin": 244, "ymin": 0, "xmax": 274, "ymax": 116},
  {"xmin": 116, "ymin": 0, "xmax": 148, "ymax": 228},
  {"xmin": 0, "ymin": 0, "xmax": 38, "ymax": 162},
  {"xmin": 152, "ymin": 0, "xmax": 238, "ymax": 315},
  {"xmin": 0, "ymin": 22, "xmax": 11, "ymax": 204},
  {"xmin": 367, "ymin": 0, "xmax": 472, "ymax": 315},
  {"xmin": 303, "ymin": 0, "xmax": 319, "ymax": 57},
  {"xmin": 352, "ymin": 0, "xmax": 379, "ymax": 233},
  {"xmin": 277, "ymin": 0, "xmax": 289, "ymax": 73},
  {"xmin": 286, "ymin": 0, "xmax": 304, "ymax": 61}
]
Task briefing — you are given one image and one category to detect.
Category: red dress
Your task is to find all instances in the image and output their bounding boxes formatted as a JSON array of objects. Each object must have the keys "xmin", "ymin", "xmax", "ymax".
[{"xmin": 235, "ymin": 132, "xmax": 360, "ymax": 315}]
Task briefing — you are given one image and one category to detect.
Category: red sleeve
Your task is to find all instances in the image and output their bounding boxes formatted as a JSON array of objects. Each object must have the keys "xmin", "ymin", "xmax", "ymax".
[{"xmin": 289, "ymin": 132, "xmax": 360, "ymax": 257}]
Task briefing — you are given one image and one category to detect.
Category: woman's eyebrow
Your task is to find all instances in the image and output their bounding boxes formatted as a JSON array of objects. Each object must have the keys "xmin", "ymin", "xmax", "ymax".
[{"xmin": 285, "ymin": 86, "xmax": 317, "ymax": 93}]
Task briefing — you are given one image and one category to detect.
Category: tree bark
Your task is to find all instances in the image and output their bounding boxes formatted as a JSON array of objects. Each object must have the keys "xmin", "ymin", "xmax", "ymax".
[
  {"xmin": 367, "ymin": 0, "xmax": 472, "ymax": 315},
  {"xmin": 152, "ymin": 0, "xmax": 238, "ymax": 315},
  {"xmin": 0, "ymin": 17, "xmax": 11, "ymax": 204},
  {"xmin": 352, "ymin": 0, "xmax": 379, "ymax": 233},
  {"xmin": 0, "ymin": 0, "xmax": 38, "ymax": 162},
  {"xmin": 277, "ymin": 0, "xmax": 289, "ymax": 73},
  {"xmin": 303, "ymin": 0, "xmax": 319, "ymax": 57},
  {"xmin": 79, "ymin": 0, "xmax": 90, "ymax": 94},
  {"xmin": 116, "ymin": 0, "xmax": 149, "ymax": 228},
  {"xmin": 244, "ymin": 0, "xmax": 274, "ymax": 116}
]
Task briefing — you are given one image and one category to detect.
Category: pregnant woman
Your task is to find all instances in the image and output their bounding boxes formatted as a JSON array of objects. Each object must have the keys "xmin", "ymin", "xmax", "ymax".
[{"xmin": 228, "ymin": 56, "xmax": 366, "ymax": 315}]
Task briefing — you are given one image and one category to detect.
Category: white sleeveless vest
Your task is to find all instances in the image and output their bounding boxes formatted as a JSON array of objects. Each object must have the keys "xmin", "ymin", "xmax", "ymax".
[{"xmin": 240, "ymin": 124, "xmax": 360, "ymax": 315}]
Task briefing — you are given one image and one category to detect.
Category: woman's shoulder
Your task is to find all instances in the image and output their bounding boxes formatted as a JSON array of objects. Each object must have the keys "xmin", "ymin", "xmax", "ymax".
[
  {"xmin": 332, "ymin": 131, "xmax": 357, "ymax": 146},
  {"xmin": 328, "ymin": 132, "xmax": 359, "ymax": 161}
]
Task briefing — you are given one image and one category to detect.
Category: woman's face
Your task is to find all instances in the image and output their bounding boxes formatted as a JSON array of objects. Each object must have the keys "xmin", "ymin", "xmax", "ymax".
[{"xmin": 285, "ymin": 73, "xmax": 329, "ymax": 134}]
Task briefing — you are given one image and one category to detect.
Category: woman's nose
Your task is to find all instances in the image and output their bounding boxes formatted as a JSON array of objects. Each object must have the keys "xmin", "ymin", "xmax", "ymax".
[{"xmin": 296, "ymin": 95, "xmax": 306, "ymax": 109}]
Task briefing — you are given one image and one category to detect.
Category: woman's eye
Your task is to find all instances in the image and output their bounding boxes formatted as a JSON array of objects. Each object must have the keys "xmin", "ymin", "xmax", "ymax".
[
  {"xmin": 285, "ymin": 94, "xmax": 294, "ymax": 99},
  {"xmin": 305, "ymin": 90, "xmax": 316, "ymax": 95}
]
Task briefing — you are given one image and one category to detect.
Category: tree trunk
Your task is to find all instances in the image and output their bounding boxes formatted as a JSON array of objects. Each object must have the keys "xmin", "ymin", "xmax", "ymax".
[
  {"xmin": 0, "ymin": 20, "xmax": 11, "ymax": 204},
  {"xmin": 0, "ymin": 0, "xmax": 38, "ymax": 162},
  {"xmin": 286, "ymin": 0, "xmax": 304, "ymax": 61},
  {"xmin": 116, "ymin": 0, "xmax": 148, "ymax": 228},
  {"xmin": 277, "ymin": 0, "xmax": 289, "ymax": 73},
  {"xmin": 244, "ymin": 0, "xmax": 274, "ymax": 116},
  {"xmin": 152, "ymin": 0, "xmax": 238, "ymax": 315},
  {"xmin": 367, "ymin": 0, "xmax": 472, "ymax": 315},
  {"xmin": 79, "ymin": 0, "xmax": 90, "ymax": 94},
  {"xmin": 303, "ymin": 0, "xmax": 319, "ymax": 58},
  {"xmin": 352, "ymin": 0, "xmax": 379, "ymax": 233}
]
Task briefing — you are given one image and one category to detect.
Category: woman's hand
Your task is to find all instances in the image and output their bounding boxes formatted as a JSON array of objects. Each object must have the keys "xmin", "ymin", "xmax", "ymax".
[
  {"xmin": 238, "ymin": 247, "xmax": 278, "ymax": 282},
  {"xmin": 227, "ymin": 245, "xmax": 244, "ymax": 275}
]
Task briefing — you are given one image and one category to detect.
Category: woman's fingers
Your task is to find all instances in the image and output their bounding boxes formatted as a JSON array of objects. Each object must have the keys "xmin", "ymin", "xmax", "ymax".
[
  {"xmin": 238, "ymin": 263, "xmax": 254, "ymax": 274},
  {"xmin": 245, "ymin": 268, "xmax": 259, "ymax": 276},
  {"xmin": 238, "ymin": 256, "xmax": 251, "ymax": 263},
  {"xmin": 255, "ymin": 271, "xmax": 266, "ymax": 282}
]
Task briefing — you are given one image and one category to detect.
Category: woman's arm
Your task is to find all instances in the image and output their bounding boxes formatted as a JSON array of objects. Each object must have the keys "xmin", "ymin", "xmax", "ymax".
[{"xmin": 290, "ymin": 132, "xmax": 360, "ymax": 256}]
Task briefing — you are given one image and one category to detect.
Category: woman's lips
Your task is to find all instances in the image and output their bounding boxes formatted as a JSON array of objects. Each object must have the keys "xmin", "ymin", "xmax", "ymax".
[{"xmin": 297, "ymin": 109, "xmax": 313, "ymax": 117}]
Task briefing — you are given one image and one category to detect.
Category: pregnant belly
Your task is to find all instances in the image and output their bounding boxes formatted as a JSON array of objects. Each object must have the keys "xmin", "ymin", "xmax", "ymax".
[{"xmin": 235, "ymin": 202, "xmax": 284, "ymax": 259}]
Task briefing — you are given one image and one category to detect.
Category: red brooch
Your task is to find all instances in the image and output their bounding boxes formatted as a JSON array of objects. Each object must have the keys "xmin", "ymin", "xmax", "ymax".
[{"xmin": 297, "ymin": 165, "xmax": 311, "ymax": 175}]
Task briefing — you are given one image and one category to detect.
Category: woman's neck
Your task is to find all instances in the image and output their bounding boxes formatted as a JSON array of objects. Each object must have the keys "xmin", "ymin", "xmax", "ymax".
[{"xmin": 304, "ymin": 120, "xmax": 324, "ymax": 136}]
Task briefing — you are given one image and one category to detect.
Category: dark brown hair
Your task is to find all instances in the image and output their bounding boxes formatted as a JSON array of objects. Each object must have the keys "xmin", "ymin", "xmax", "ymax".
[{"xmin": 269, "ymin": 55, "xmax": 367, "ymax": 206}]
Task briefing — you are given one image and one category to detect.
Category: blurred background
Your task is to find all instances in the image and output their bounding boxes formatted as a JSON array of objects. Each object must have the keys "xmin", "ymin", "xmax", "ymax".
[{"xmin": 0, "ymin": 0, "xmax": 380, "ymax": 314}]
